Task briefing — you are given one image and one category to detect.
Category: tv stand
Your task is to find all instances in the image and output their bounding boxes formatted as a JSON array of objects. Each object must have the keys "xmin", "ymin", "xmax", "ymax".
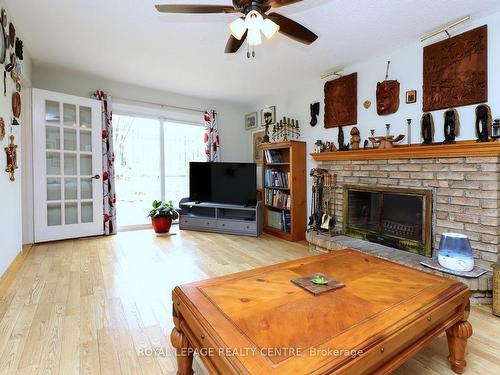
[{"xmin": 178, "ymin": 198, "xmax": 263, "ymax": 237}]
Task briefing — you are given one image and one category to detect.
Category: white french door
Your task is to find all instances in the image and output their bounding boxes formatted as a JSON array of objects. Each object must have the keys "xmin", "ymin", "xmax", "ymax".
[{"xmin": 32, "ymin": 89, "xmax": 103, "ymax": 242}]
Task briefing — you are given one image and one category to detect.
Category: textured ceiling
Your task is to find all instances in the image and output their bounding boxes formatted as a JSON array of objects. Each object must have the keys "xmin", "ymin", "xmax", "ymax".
[{"xmin": 6, "ymin": 0, "xmax": 500, "ymax": 103}]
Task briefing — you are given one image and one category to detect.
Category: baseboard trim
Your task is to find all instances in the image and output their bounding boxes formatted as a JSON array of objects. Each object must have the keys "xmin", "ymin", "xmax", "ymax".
[{"xmin": 0, "ymin": 244, "xmax": 32, "ymax": 296}]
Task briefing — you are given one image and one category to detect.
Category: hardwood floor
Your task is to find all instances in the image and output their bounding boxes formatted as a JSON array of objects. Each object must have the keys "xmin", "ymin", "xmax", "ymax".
[{"xmin": 0, "ymin": 228, "xmax": 498, "ymax": 374}]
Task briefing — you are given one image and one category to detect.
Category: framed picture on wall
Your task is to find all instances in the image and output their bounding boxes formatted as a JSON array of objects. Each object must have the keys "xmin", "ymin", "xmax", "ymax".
[
  {"xmin": 245, "ymin": 112, "xmax": 258, "ymax": 130},
  {"xmin": 260, "ymin": 106, "xmax": 276, "ymax": 126},
  {"xmin": 406, "ymin": 90, "xmax": 417, "ymax": 104},
  {"xmin": 252, "ymin": 130, "xmax": 266, "ymax": 164}
]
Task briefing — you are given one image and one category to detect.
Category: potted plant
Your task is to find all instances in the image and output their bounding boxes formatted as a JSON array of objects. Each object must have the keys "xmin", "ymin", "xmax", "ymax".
[{"xmin": 148, "ymin": 200, "xmax": 179, "ymax": 234}]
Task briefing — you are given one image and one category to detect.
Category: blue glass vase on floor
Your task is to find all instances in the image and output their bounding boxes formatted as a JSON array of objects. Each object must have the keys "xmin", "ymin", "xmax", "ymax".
[{"xmin": 437, "ymin": 233, "xmax": 474, "ymax": 272}]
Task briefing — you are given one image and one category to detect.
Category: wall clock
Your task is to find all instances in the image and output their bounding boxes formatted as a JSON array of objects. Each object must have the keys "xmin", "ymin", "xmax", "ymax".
[{"xmin": 12, "ymin": 92, "xmax": 21, "ymax": 118}]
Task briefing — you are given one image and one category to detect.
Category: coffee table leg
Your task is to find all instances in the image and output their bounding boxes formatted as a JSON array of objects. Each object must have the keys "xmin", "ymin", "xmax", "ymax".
[
  {"xmin": 171, "ymin": 306, "xmax": 194, "ymax": 375},
  {"xmin": 446, "ymin": 303, "xmax": 473, "ymax": 374}
]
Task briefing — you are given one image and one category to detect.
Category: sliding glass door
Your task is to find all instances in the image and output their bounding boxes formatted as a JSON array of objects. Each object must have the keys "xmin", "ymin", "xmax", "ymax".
[{"xmin": 113, "ymin": 109, "xmax": 205, "ymax": 229}]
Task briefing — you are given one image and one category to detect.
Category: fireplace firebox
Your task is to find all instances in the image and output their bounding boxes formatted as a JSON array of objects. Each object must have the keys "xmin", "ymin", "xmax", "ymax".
[{"xmin": 343, "ymin": 185, "xmax": 432, "ymax": 257}]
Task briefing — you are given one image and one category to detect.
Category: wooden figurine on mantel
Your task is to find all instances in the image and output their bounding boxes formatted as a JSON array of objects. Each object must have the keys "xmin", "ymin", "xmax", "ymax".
[
  {"xmin": 443, "ymin": 109, "xmax": 460, "ymax": 144},
  {"xmin": 421, "ymin": 112, "xmax": 435, "ymax": 145},
  {"xmin": 369, "ymin": 124, "xmax": 404, "ymax": 149},
  {"xmin": 350, "ymin": 127, "xmax": 361, "ymax": 149},
  {"xmin": 475, "ymin": 104, "xmax": 492, "ymax": 142}
]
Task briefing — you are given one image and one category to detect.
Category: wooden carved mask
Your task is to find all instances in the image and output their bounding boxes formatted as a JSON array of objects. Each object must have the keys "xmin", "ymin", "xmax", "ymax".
[{"xmin": 376, "ymin": 80, "xmax": 400, "ymax": 115}]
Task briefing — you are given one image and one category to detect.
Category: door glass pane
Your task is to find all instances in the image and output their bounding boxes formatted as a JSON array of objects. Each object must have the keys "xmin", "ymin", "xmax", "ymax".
[
  {"xmin": 63, "ymin": 103, "xmax": 77, "ymax": 127},
  {"xmin": 46, "ymin": 127, "xmax": 60, "ymax": 150},
  {"xmin": 63, "ymin": 128, "xmax": 77, "ymax": 151},
  {"xmin": 65, "ymin": 203, "xmax": 78, "ymax": 224},
  {"xmin": 81, "ymin": 178, "xmax": 92, "ymax": 199},
  {"xmin": 80, "ymin": 155, "xmax": 92, "ymax": 175},
  {"xmin": 80, "ymin": 106, "xmax": 92, "ymax": 128},
  {"xmin": 64, "ymin": 153, "xmax": 77, "ymax": 175},
  {"xmin": 46, "ymin": 152, "xmax": 61, "ymax": 175},
  {"xmin": 45, "ymin": 101, "xmax": 60, "ymax": 124},
  {"xmin": 47, "ymin": 203, "xmax": 62, "ymax": 226},
  {"xmin": 64, "ymin": 178, "xmax": 78, "ymax": 200},
  {"xmin": 47, "ymin": 178, "xmax": 61, "ymax": 201},
  {"xmin": 81, "ymin": 202, "xmax": 93, "ymax": 223},
  {"xmin": 80, "ymin": 131, "xmax": 92, "ymax": 152},
  {"xmin": 164, "ymin": 121, "xmax": 205, "ymax": 208},
  {"xmin": 114, "ymin": 114, "xmax": 161, "ymax": 226}
]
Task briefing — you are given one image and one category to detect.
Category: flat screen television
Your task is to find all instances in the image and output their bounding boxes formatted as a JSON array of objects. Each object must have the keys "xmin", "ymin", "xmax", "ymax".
[{"xmin": 189, "ymin": 162, "xmax": 257, "ymax": 206}]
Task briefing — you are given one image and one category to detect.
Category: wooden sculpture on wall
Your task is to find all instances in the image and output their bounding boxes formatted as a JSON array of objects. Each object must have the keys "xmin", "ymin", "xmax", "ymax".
[
  {"xmin": 310, "ymin": 102, "xmax": 319, "ymax": 126},
  {"xmin": 421, "ymin": 112, "xmax": 435, "ymax": 145},
  {"xmin": 376, "ymin": 61, "xmax": 400, "ymax": 115},
  {"xmin": 443, "ymin": 109, "xmax": 460, "ymax": 144},
  {"xmin": 423, "ymin": 25, "xmax": 487, "ymax": 112},
  {"xmin": 5, "ymin": 134, "xmax": 17, "ymax": 181},
  {"xmin": 324, "ymin": 73, "xmax": 357, "ymax": 128},
  {"xmin": 475, "ymin": 104, "xmax": 492, "ymax": 142}
]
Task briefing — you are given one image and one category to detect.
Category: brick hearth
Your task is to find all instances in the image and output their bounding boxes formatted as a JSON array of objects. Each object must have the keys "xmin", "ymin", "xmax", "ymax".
[{"xmin": 309, "ymin": 155, "xmax": 499, "ymax": 302}]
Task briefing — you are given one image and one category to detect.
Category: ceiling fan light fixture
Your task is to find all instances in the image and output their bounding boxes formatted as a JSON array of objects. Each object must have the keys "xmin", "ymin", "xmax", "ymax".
[
  {"xmin": 261, "ymin": 18, "xmax": 280, "ymax": 40},
  {"xmin": 247, "ymin": 28, "xmax": 262, "ymax": 46},
  {"xmin": 229, "ymin": 17, "xmax": 246, "ymax": 40},
  {"xmin": 245, "ymin": 10, "xmax": 263, "ymax": 31}
]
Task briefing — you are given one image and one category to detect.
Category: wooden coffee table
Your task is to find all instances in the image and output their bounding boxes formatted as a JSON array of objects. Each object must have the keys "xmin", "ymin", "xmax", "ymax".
[{"xmin": 170, "ymin": 249, "xmax": 472, "ymax": 374}]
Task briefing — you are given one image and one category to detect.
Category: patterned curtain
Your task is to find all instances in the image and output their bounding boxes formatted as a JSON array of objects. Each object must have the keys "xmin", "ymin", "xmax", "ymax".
[
  {"xmin": 93, "ymin": 90, "xmax": 117, "ymax": 235},
  {"xmin": 204, "ymin": 110, "xmax": 220, "ymax": 162}
]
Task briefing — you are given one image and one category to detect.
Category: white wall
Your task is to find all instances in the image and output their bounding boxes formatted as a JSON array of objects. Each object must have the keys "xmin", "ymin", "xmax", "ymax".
[
  {"xmin": 248, "ymin": 11, "xmax": 500, "ymax": 208},
  {"xmin": 0, "ymin": 0, "xmax": 33, "ymax": 276},
  {"xmin": 32, "ymin": 64, "xmax": 252, "ymax": 163}
]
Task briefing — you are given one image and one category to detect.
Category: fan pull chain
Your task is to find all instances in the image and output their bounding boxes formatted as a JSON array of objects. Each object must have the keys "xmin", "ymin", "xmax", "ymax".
[{"xmin": 247, "ymin": 43, "xmax": 256, "ymax": 59}]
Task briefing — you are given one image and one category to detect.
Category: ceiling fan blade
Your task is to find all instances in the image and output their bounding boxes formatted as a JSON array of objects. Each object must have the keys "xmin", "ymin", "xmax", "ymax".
[
  {"xmin": 267, "ymin": 12, "xmax": 318, "ymax": 44},
  {"xmin": 265, "ymin": 0, "xmax": 303, "ymax": 9},
  {"xmin": 224, "ymin": 31, "xmax": 248, "ymax": 53},
  {"xmin": 155, "ymin": 4, "xmax": 237, "ymax": 14}
]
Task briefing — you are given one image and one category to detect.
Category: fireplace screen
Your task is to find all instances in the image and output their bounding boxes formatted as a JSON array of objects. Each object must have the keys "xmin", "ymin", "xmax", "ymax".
[{"xmin": 344, "ymin": 185, "xmax": 432, "ymax": 257}]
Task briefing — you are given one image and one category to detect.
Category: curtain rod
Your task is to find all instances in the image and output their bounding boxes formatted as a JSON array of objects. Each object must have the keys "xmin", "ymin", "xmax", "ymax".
[{"xmin": 112, "ymin": 96, "xmax": 206, "ymax": 114}]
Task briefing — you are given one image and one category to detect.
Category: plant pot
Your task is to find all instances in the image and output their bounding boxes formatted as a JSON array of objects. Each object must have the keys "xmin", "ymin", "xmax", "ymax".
[{"xmin": 151, "ymin": 217, "xmax": 173, "ymax": 234}]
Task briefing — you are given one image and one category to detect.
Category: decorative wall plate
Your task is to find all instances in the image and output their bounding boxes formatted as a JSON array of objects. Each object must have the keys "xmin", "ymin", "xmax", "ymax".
[
  {"xmin": 0, "ymin": 117, "xmax": 5, "ymax": 141},
  {"xmin": 1, "ymin": 9, "xmax": 6, "ymax": 29},
  {"xmin": 8, "ymin": 22, "xmax": 14, "ymax": 48},
  {"xmin": 12, "ymin": 92, "xmax": 21, "ymax": 118}
]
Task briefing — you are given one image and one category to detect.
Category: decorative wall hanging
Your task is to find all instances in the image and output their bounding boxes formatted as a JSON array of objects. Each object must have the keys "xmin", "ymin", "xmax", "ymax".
[
  {"xmin": 405, "ymin": 90, "xmax": 417, "ymax": 104},
  {"xmin": 309, "ymin": 102, "xmax": 319, "ymax": 126},
  {"xmin": 244, "ymin": 111, "xmax": 257, "ymax": 130},
  {"xmin": 421, "ymin": 112, "xmax": 435, "ymax": 145},
  {"xmin": 324, "ymin": 72, "xmax": 357, "ymax": 128},
  {"xmin": 363, "ymin": 100, "xmax": 371, "ymax": 109},
  {"xmin": 261, "ymin": 106, "xmax": 275, "ymax": 126},
  {"xmin": 376, "ymin": 61, "xmax": 400, "ymax": 115},
  {"xmin": 272, "ymin": 117, "xmax": 300, "ymax": 141},
  {"xmin": 12, "ymin": 92, "xmax": 21, "ymax": 118},
  {"xmin": 443, "ymin": 109, "xmax": 460, "ymax": 144},
  {"xmin": 337, "ymin": 126, "xmax": 349, "ymax": 151},
  {"xmin": 252, "ymin": 130, "xmax": 266, "ymax": 164},
  {"xmin": 350, "ymin": 127, "xmax": 361, "ymax": 149},
  {"xmin": 475, "ymin": 104, "xmax": 492, "ymax": 142},
  {"xmin": 15, "ymin": 38, "xmax": 23, "ymax": 60},
  {"xmin": 423, "ymin": 25, "xmax": 487, "ymax": 112},
  {"xmin": 0, "ymin": 117, "xmax": 5, "ymax": 141},
  {"xmin": 1, "ymin": 9, "xmax": 7, "ymax": 29},
  {"xmin": 8, "ymin": 22, "xmax": 14, "ymax": 48},
  {"xmin": 4, "ymin": 134, "xmax": 17, "ymax": 181}
]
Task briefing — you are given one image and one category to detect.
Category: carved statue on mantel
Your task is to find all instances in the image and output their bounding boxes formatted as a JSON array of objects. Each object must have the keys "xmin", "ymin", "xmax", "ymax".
[
  {"xmin": 421, "ymin": 112, "xmax": 435, "ymax": 145},
  {"xmin": 338, "ymin": 126, "xmax": 349, "ymax": 151},
  {"xmin": 443, "ymin": 109, "xmax": 460, "ymax": 144},
  {"xmin": 475, "ymin": 104, "xmax": 492, "ymax": 142},
  {"xmin": 350, "ymin": 127, "xmax": 361, "ymax": 149}
]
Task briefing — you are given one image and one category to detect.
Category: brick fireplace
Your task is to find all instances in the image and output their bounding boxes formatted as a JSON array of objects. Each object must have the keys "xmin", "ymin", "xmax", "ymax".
[{"xmin": 307, "ymin": 151, "xmax": 499, "ymax": 303}]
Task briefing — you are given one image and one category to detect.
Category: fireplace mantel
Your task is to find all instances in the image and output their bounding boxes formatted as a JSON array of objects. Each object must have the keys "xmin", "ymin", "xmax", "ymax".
[{"xmin": 311, "ymin": 140, "xmax": 500, "ymax": 161}]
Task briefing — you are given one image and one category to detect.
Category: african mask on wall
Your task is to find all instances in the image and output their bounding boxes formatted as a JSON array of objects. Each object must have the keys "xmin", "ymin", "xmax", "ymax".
[{"xmin": 376, "ymin": 61, "xmax": 400, "ymax": 116}]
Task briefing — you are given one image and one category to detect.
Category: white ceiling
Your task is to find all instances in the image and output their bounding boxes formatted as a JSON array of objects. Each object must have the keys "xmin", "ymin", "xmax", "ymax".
[{"xmin": 6, "ymin": 0, "xmax": 500, "ymax": 104}]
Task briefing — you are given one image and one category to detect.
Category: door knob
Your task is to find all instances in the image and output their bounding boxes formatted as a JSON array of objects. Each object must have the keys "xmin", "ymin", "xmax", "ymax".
[{"xmin": 92, "ymin": 174, "xmax": 101, "ymax": 180}]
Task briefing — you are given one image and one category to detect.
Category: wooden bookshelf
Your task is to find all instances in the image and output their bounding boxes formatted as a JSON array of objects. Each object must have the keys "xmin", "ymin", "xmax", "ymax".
[{"xmin": 259, "ymin": 140, "xmax": 307, "ymax": 242}]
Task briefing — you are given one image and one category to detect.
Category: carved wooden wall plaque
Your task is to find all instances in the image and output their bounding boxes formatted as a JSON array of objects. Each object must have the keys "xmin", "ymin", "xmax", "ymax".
[
  {"xmin": 423, "ymin": 25, "xmax": 487, "ymax": 112},
  {"xmin": 324, "ymin": 72, "xmax": 357, "ymax": 128},
  {"xmin": 376, "ymin": 80, "xmax": 400, "ymax": 115}
]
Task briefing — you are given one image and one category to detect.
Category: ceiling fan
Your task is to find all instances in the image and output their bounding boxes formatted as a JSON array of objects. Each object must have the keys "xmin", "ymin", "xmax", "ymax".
[{"xmin": 155, "ymin": 1, "xmax": 318, "ymax": 57}]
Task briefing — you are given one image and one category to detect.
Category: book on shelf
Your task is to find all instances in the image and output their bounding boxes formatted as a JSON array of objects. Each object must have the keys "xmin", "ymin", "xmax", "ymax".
[
  {"xmin": 264, "ymin": 169, "xmax": 290, "ymax": 188},
  {"xmin": 264, "ymin": 188, "xmax": 291, "ymax": 209},
  {"xmin": 266, "ymin": 210, "xmax": 291, "ymax": 233},
  {"xmin": 264, "ymin": 149, "xmax": 284, "ymax": 164}
]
